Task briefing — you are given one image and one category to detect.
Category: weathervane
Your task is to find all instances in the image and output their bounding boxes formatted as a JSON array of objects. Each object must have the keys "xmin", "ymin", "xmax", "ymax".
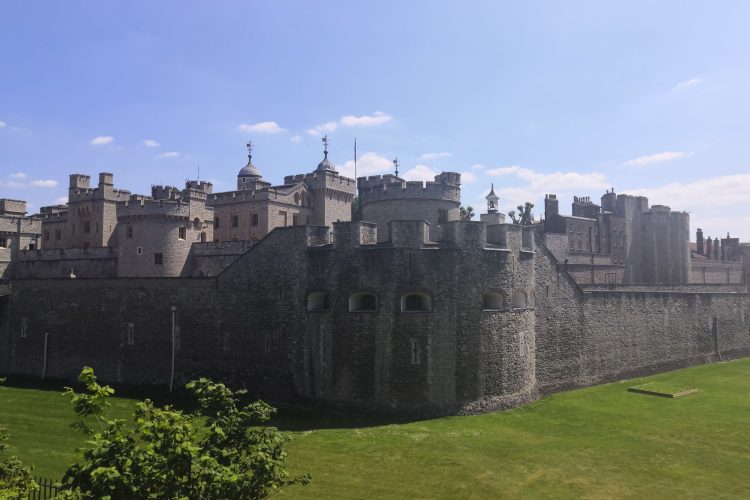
[
  {"xmin": 393, "ymin": 157, "xmax": 399, "ymax": 177},
  {"xmin": 322, "ymin": 135, "xmax": 329, "ymax": 158},
  {"xmin": 246, "ymin": 140, "xmax": 253, "ymax": 161}
]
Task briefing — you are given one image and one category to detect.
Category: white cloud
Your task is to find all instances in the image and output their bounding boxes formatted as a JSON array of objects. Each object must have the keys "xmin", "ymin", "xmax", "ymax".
[
  {"xmin": 623, "ymin": 151, "xmax": 690, "ymax": 167},
  {"xmin": 483, "ymin": 165, "xmax": 610, "ymax": 216},
  {"xmin": 306, "ymin": 122, "xmax": 338, "ymax": 136},
  {"xmin": 9, "ymin": 172, "xmax": 27, "ymax": 179},
  {"xmin": 3, "ymin": 181, "xmax": 25, "ymax": 188},
  {"xmin": 471, "ymin": 163, "xmax": 485, "ymax": 170},
  {"xmin": 672, "ymin": 78, "xmax": 702, "ymax": 91},
  {"xmin": 418, "ymin": 152, "xmax": 452, "ymax": 161},
  {"xmin": 340, "ymin": 111, "xmax": 393, "ymax": 127},
  {"xmin": 628, "ymin": 173, "xmax": 750, "ymax": 240},
  {"xmin": 142, "ymin": 139, "xmax": 160, "ymax": 147},
  {"xmin": 90, "ymin": 135, "xmax": 114, "ymax": 145},
  {"xmin": 30, "ymin": 179, "xmax": 58, "ymax": 188},
  {"xmin": 54, "ymin": 196, "xmax": 68, "ymax": 205},
  {"xmin": 338, "ymin": 152, "xmax": 394, "ymax": 179},
  {"xmin": 461, "ymin": 171, "xmax": 477, "ymax": 183},
  {"xmin": 403, "ymin": 164, "xmax": 439, "ymax": 182},
  {"xmin": 0, "ymin": 120, "xmax": 6, "ymax": 128},
  {"xmin": 237, "ymin": 121, "xmax": 285, "ymax": 134},
  {"xmin": 290, "ymin": 135, "xmax": 303, "ymax": 143},
  {"xmin": 157, "ymin": 151, "xmax": 180, "ymax": 158}
]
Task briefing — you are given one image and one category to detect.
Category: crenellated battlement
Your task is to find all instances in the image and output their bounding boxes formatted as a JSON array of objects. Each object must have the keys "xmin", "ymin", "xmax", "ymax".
[
  {"xmin": 358, "ymin": 172, "xmax": 461, "ymax": 204},
  {"xmin": 118, "ymin": 197, "xmax": 193, "ymax": 219},
  {"xmin": 283, "ymin": 171, "xmax": 356, "ymax": 190},
  {"xmin": 0, "ymin": 199, "xmax": 27, "ymax": 216}
]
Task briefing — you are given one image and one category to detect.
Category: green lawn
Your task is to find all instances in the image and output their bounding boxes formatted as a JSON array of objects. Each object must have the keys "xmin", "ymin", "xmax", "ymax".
[{"xmin": 2, "ymin": 359, "xmax": 750, "ymax": 499}]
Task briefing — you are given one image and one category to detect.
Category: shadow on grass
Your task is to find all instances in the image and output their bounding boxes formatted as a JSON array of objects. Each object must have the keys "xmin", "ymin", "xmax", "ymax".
[{"xmin": 1, "ymin": 374, "xmax": 426, "ymax": 430}]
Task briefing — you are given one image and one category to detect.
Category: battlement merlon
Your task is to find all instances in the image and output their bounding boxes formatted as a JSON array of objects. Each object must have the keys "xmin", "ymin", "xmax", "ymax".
[
  {"xmin": 0, "ymin": 199, "xmax": 27, "ymax": 216},
  {"xmin": 283, "ymin": 171, "xmax": 356, "ymax": 191},
  {"xmin": 117, "ymin": 198, "xmax": 195, "ymax": 219},
  {"xmin": 358, "ymin": 172, "xmax": 462, "ymax": 204}
]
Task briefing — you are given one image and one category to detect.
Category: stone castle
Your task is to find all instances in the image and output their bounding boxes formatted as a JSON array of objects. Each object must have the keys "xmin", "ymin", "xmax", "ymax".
[{"xmin": 1, "ymin": 140, "xmax": 749, "ymax": 416}]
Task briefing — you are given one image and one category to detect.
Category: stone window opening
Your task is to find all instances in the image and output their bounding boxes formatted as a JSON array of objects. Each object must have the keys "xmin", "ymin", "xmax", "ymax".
[
  {"xmin": 349, "ymin": 293, "xmax": 377, "ymax": 312},
  {"xmin": 264, "ymin": 334, "xmax": 271, "ymax": 354},
  {"xmin": 482, "ymin": 292, "xmax": 505, "ymax": 311},
  {"xmin": 200, "ymin": 231, "xmax": 207, "ymax": 243},
  {"xmin": 83, "ymin": 221, "xmax": 91, "ymax": 234},
  {"xmin": 136, "ymin": 246, "xmax": 143, "ymax": 256},
  {"xmin": 512, "ymin": 289, "xmax": 527, "ymax": 309},
  {"xmin": 410, "ymin": 339, "xmax": 421, "ymax": 365},
  {"xmin": 28, "ymin": 242, "xmax": 36, "ymax": 250},
  {"xmin": 127, "ymin": 323, "xmax": 135, "ymax": 346},
  {"xmin": 154, "ymin": 253, "xmax": 164, "ymax": 265},
  {"xmin": 438, "ymin": 209, "xmax": 448, "ymax": 224},
  {"xmin": 307, "ymin": 292, "xmax": 331, "ymax": 312},
  {"xmin": 401, "ymin": 292, "xmax": 432, "ymax": 313},
  {"xmin": 251, "ymin": 212, "xmax": 259, "ymax": 226},
  {"xmin": 126, "ymin": 226, "xmax": 133, "ymax": 239},
  {"xmin": 20, "ymin": 318, "xmax": 27, "ymax": 338},
  {"xmin": 231, "ymin": 215, "xmax": 239, "ymax": 228},
  {"xmin": 178, "ymin": 227, "xmax": 187, "ymax": 240},
  {"xmin": 294, "ymin": 193, "xmax": 300, "ymax": 205},
  {"xmin": 214, "ymin": 216, "xmax": 220, "ymax": 229}
]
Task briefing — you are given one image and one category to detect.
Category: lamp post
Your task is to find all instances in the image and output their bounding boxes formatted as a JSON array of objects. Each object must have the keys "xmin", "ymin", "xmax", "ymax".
[{"xmin": 170, "ymin": 305, "xmax": 177, "ymax": 392}]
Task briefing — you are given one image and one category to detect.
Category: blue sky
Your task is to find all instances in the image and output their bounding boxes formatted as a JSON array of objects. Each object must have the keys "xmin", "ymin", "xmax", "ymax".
[{"xmin": 1, "ymin": 1, "xmax": 749, "ymax": 240}]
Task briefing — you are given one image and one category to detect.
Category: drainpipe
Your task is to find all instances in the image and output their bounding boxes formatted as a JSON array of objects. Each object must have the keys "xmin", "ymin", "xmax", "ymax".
[
  {"xmin": 170, "ymin": 305, "xmax": 177, "ymax": 392},
  {"xmin": 42, "ymin": 332, "xmax": 49, "ymax": 379}
]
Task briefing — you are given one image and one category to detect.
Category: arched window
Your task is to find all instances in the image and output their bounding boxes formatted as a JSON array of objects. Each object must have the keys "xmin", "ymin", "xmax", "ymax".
[
  {"xmin": 349, "ymin": 293, "xmax": 377, "ymax": 312},
  {"xmin": 294, "ymin": 192, "xmax": 300, "ymax": 205},
  {"xmin": 301, "ymin": 192, "xmax": 306, "ymax": 207},
  {"xmin": 512, "ymin": 290, "xmax": 527, "ymax": 309},
  {"xmin": 401, "ymin": 292, "xmax": 432, "ymax": 312},
  {"xmin": 307, "ymin": 292, "xmax": 331, "ymax": 312},
  {"xmin": 200, "ymin": 231, "xmax": 207, "ymax": 243},
  {"xmin": 482, "ymin": 292, "xmax": 505, "ymax": 311}
]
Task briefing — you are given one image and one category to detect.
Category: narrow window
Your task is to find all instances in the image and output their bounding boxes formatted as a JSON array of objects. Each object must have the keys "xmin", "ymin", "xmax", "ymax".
[
  {"xmin": 512, "ymin": 290, "xmax": 527, "ymax": 309},
  {"xmin": 294, "ymin": 193, "xmax": 300, "ymax": 205},
  {"xmin": 83, "ymin": 221, "xmax": 91, "ymax": 233},
  {"xmin": 44, "ymin": 230, "xmax": 50, "ymax": 241},
  {"xmin": 20, "ymin": 318, "xmax": 27, "ymax": 338},
  {"xmin": 293, "ymin": 213, "xmax": 299, "ymax": 226},
  {"xmin": 126, "ymin": 226, "xmax": 133, "ymax": 239},
  {"xmin": 251, "ymin": 212, "xmax": 259, "ymax": 226},
  {"xmin": 410, "ymin": 339, "xmax": 421, "ymax": 365},
  {"xmin": 178, "ymin": 227, "xmax": 186, "ymax": 240},
  {"xmin": 136, "ymin": 246, "xmax": 143, "ymax": 256},
  {"xmin": 401, "ymin": 293, "xmax": 432, "ymax": 312},
  {"xmin": 154, "ymin": 253, "xmax": 163, "ymax": 265},
  {"xmin": 279, "ymin": 211, "xmax": 287, "ymax": 226},
  {"xmin": 127, "ymin": 323, "xmax": 135, "ymax": 345},
  {"xmin": 482, "ymin": 292, "xmax": 504, "ymax": 310},
  {"xmin": 214, "ymin": 216, "xmax": 220, "ymax": 229},
  {"xmin": 349, "ymin": 293, "xmax": 377, "ymax": 312},
  {"xmin": 438, "ymin": 209, "xmax": 448, "ymax": 224},
  {"xmin": 307, "ymin": 292, "xmax": 331, "ymax": 311},
  {"xmin": 545, "ymin": 285, "xmax": 550, "ymax": 299},
  {"xmin": 231, "ymin": 215, "xmax": 239, "ymax": 227}
]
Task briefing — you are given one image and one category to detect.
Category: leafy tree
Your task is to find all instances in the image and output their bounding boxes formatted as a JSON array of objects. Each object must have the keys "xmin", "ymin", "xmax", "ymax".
[
  {"xmin": 0, "ymin": 378, "xmax": 38, "ymax": 500},
  {"xmin": 508, "ymin": 202, "xmax": 535, "ymax": 225},
  {"xmin": 60, "ymin": 368, "xmax": 309, "ymax": 499},
  {"xmin": 459, "ymin": 205, "xmax": 475, "ymax": 221}
]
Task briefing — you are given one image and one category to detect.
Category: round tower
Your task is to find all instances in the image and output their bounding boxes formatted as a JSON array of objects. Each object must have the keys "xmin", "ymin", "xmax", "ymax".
[
  {"xmin": 116, "ymin": 187, "xmax": 213, "ymax": 277},
  {"xmin": 358, "ymin": 170, "xmax": 461, "ymax": 242}
]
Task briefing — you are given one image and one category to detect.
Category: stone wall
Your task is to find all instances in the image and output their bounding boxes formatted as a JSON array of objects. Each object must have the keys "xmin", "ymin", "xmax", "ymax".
[
  {"xmin": 2, "ymin": 221, "xmax": 749, "ymax": 417},
  {"xmin": 13, "ymin": 247, "xmax": 117, "ymax": 278},
  {"xmin": 690, "ymin": 259, "xmax": 744, "ymax": 284}
]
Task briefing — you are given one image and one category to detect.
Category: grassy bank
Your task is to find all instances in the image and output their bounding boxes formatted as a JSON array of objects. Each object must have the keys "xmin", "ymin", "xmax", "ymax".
[{"xmin": 2, "ymin": 359, "xmax": 749, "ymax": 498}]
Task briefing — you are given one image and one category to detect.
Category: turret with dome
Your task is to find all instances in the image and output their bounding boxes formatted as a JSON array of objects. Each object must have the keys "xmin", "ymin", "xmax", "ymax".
[{"xmin": 237, "ymin": 141, "xmax": 271, "ymax": 191}]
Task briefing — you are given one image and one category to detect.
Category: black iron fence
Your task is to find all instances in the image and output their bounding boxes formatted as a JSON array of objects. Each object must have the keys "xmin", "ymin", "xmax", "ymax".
[{"xmin": 29, "ymin": 476, "xmax": 64, "ymax": 499}]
